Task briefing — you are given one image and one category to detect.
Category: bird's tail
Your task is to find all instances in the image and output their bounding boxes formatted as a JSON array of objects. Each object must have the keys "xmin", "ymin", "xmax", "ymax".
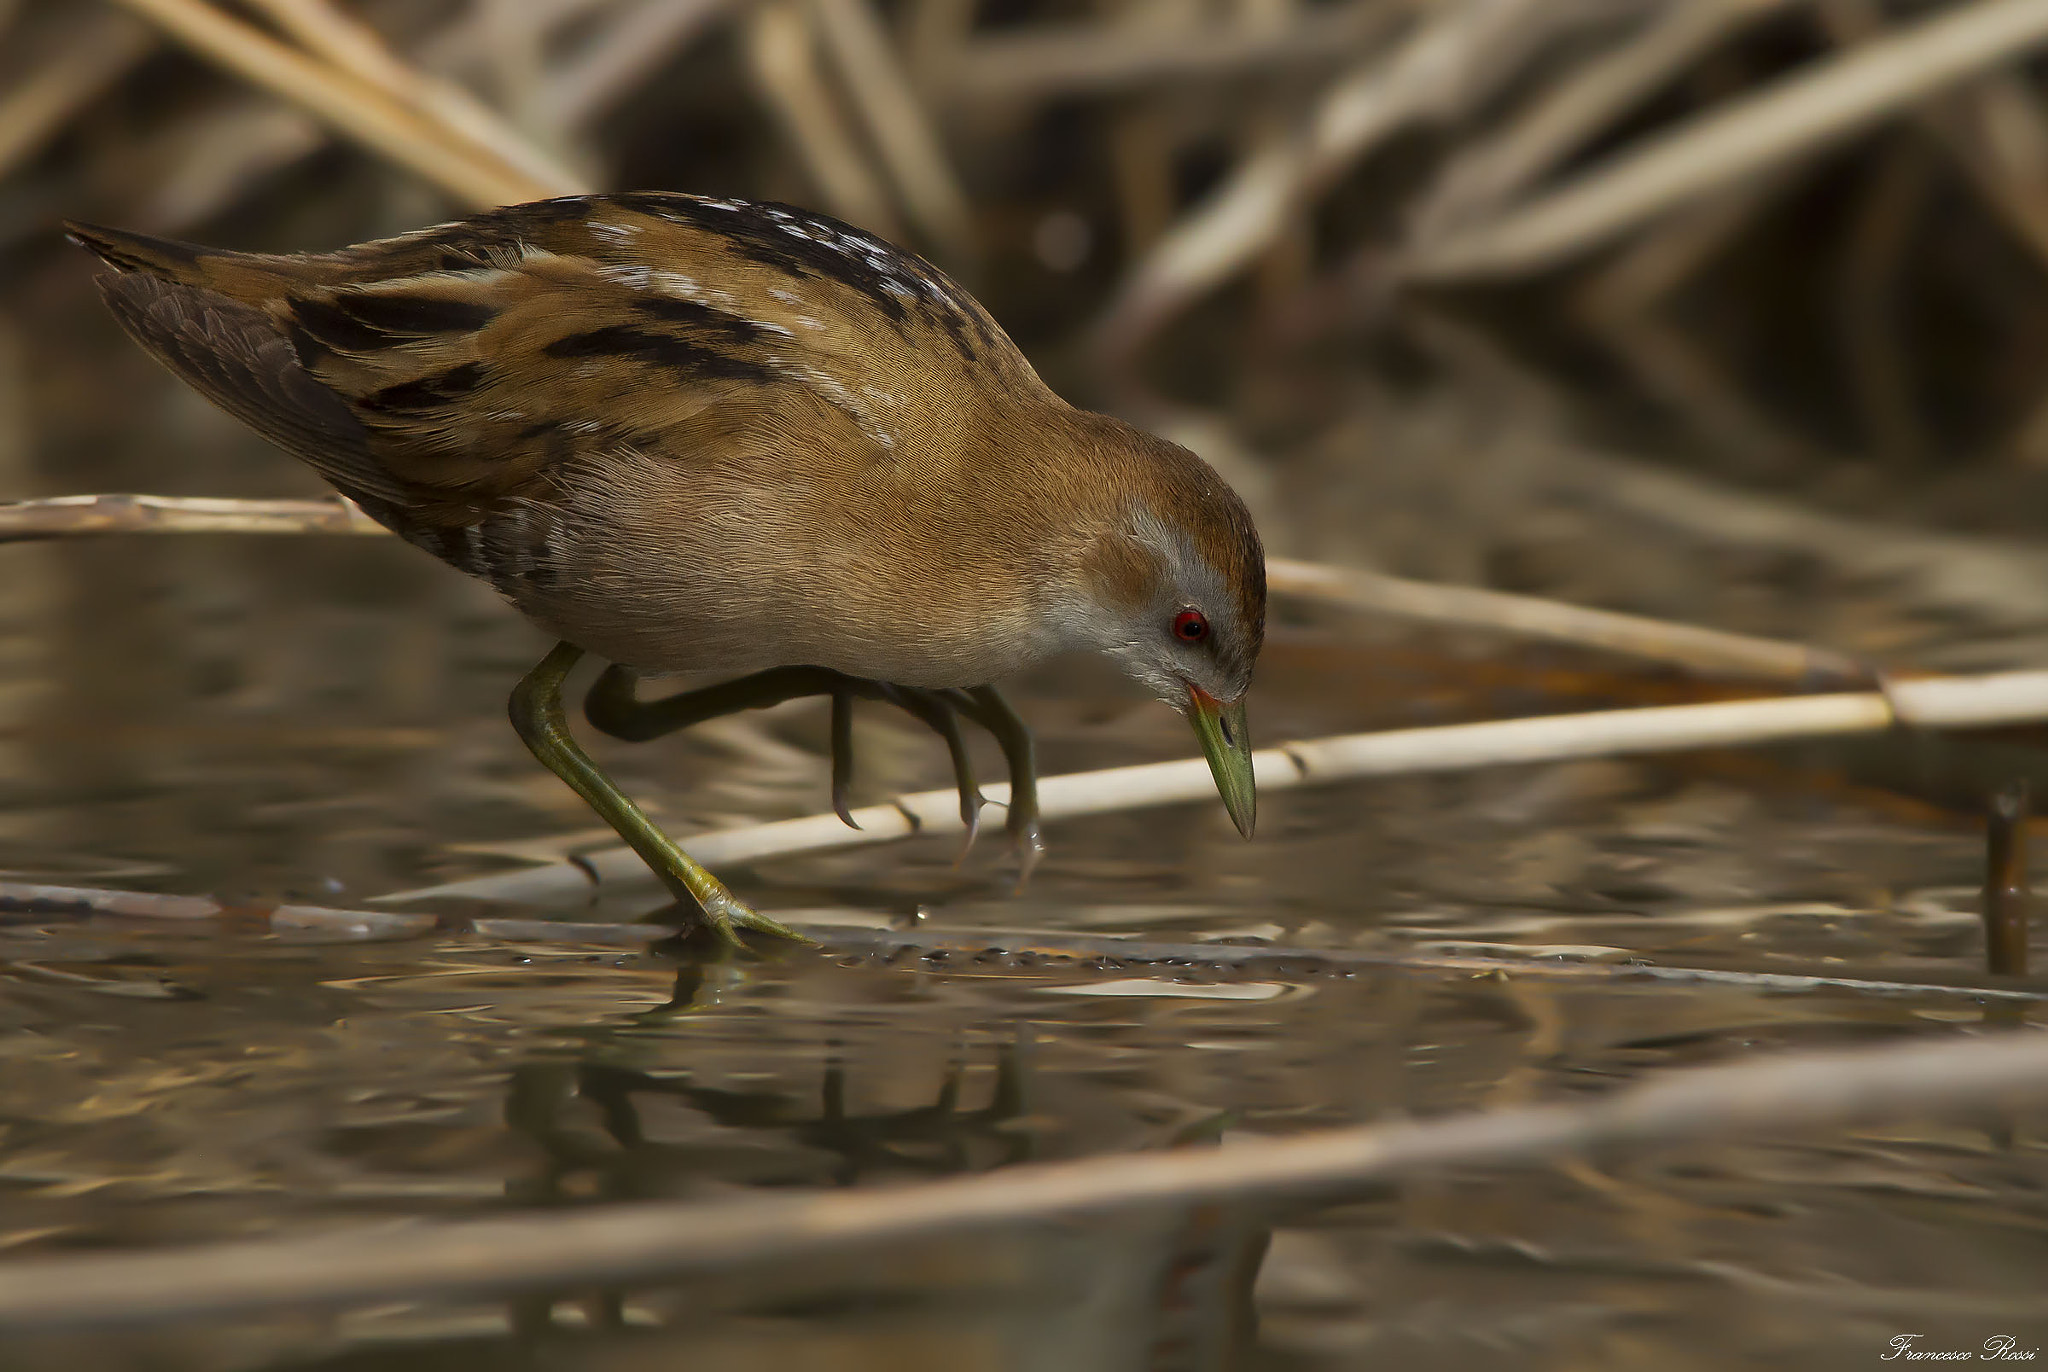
[{"xmin": 64, "ymin": 221, "xmax": 222, "ymax": 283}]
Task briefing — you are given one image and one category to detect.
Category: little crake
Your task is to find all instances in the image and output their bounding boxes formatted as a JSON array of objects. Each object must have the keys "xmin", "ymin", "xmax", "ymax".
[{"xmin": 69, "ymin": 192, "xmax": 1266, "ymax": 944}]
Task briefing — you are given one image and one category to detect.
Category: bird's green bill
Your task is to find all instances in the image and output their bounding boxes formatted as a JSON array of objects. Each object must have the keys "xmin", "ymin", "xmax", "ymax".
[{"xmin": 1188, "ymin": 687, "xmax": 1255, "ymax": 839}]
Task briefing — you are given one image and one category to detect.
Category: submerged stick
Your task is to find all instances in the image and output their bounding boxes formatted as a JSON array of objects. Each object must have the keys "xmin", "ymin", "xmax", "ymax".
[
  {"xmin": 7, "ymin": 878, "xmax": 2043, "ymax": 1004},
  {"xmin": 1984, "ymin": 780, "xmax": 2032, "ymax": 976},
  {"xmin": 1, "ymin": 1030, "xmax": 2044, "ymax": 1332},
  {"xmin": 374, "ymin": 670, "xmax": 2048, "ymax": 908},
  {"xmin": 8, "ymin": 888, "xmax": 2039, "ymax": 1003}
]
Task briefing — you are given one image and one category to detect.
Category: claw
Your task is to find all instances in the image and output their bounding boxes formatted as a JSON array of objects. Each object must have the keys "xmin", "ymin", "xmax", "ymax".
[
  {"xmin": 959, "ymin": 686, "xmax": 1041, "ymax": 889},
  {"xmin": 936, "ymin": 713, "xmax": 986, "ymax": 862},
  {"xmin": 957, "ymin": 793, "xmax": 983, "ymax": 863},
  {"xmin": 885, "ymin": 685, "xmax": 986, "ymax": 863},
  {"xmin": 830, "ymin": 689, "xmax": 860, "ymax": 829}
]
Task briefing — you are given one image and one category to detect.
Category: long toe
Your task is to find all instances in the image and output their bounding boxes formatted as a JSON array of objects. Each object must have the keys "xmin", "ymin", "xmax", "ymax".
[
  {"xmin": 955, "ymin": 794, "xmax": 983, "ymax": 867},
  {"xmin": 695, "ymin": 886, "xmax": 811, "ymax": 947},
  {"xmin": 955, "ymin": 686, "xmax": 1041, "ymax": 891},
  {"xmin": 830, "ymin": 690, "xmax": 861, "ymax": 829}
]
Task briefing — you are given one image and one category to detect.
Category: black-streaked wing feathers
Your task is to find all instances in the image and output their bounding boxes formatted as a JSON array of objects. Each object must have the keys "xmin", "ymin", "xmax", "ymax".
[
  {"xmin": 73, "ymin": 193, "xmax": 1053, "ymax": 593},
  {"xmin": 266, "ymin": 256, "xmax": 854, "ymax": 506},
  {"xmin": 95, "ymin": 271, "xmax": 409, "ymax": 504}
]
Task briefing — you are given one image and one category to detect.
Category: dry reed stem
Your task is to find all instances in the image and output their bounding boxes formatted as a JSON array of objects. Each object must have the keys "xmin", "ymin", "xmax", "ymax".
[
  {"xmin": 902, "ymin": 0, "xmax": 975, "ymax": 91},
  {"xmin": 1, "ymin": 1030, "xmax": 2043, "ymax": 1331},
  {"xmin": 241, "ymin": 0, "xmax": 588, "ymax": 195},
  {"xmin": 1984, "ymin": 780, "xmax": 2032, "ymax": 975},
  {"xmin": 1409, "ymin": 0, "xmax": 1796, "ymax": 243},
  {"xmin": 1528, "ymin": 443, "xmax": 2048, "ymax": 627},
  {"xmin": 540, "ymin": 0, "xmax": 737, "ymax": 131},
  {"xmin": 1819, "ymin": 0, "xmax": 2048, "ymax": 272},
  {"xmin": 742, "ymin": 0, "xmax": 903, "ymax": 237},
  {"xmin": 937, "ymin": 0, "xmax": 1395, "ymax": 102},
  {"xmin": 1814, "ymin": 3, "xmax": 2048, "ymax": 466},
  {"xmin": 129, "ymin": 0, "xmax": 617, "ymax": 230},
  {"xmin": 1963, "ymin": 75, "xmax": 2048, "ymax": 255},
  {"xmin": 1265, "ymin": 557, "xmax": 1862, "ymax": 682},
  {"xmin": 1093, "ymin": 0, "xmax": 1561, "ymax": 365},
  {"xmin": 134, "ymin": 101, "xmax": 335, "ymax": 230},
  {"xmin": 810, "ymin": 0, "xmax": 975, "ymax": 263},
  {"xmin": 1836, "ymin": 136, "xmax": 1933, "ymax": 467},
  {"xmin": 106, "ymin": 0, "xmax": 557, "ymax": 208},
  {"xmin": 0, "ymin": 12, "xmax": 155, "ymax": 185},
  {"xmin": 1401, "ymin": 311, "xmax": 2048, "ymax": 628},
  {"xmin": 372, "ymin": 670, "xmax": 2048, "ymax": 907},
  {"xmin": 1406, "ymin": 0, "xmax": 2048, "ymax": 281}
]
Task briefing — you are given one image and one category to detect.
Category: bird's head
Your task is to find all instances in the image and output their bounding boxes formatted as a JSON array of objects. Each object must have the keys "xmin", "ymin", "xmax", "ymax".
[{"xmin": 1055, "ymin": 421, "xmax": 1266, "ymax": 838}]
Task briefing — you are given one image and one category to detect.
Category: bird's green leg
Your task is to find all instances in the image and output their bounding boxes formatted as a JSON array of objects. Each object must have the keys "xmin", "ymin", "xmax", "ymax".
[
  {"xmin": 958, "ymin": 686, "xmax": 1043, "ymax": 885},
  {"xmin": 586, "ymin": 663, "xmax": 846, "ymax": 742},
  {"xmin": 589, "ymin": 663, "xmax": 867, "ymax": 823},
  {"xmin": 591, "ymin": 664, "xmax": 866, "ymax": 822},
  {"xmin": 510, "ymin": 642, "xmax": 804, "ymax": 947},
  {"xmin": 586, "ymin": 665, "xmax": 987, "ymax": 842}
]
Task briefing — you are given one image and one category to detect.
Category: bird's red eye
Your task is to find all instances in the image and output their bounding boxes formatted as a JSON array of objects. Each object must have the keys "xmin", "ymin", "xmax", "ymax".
[{"xmin": 1173, "ymin": 610, "xmax": 1209, "ymax": 643}]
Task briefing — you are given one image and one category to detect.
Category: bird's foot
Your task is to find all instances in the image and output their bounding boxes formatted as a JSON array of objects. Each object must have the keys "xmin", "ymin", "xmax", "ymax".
[
  {"xmin": 514, "ymin": 644, "xmax": 811, "ymax": 954},
  {"xmin": 663, "ymin": 874, "xmax": 808, "ymax": 950}
]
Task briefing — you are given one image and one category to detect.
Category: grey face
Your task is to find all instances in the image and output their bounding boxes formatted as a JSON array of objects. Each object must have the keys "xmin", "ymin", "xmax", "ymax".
[
  {"xmin": 1064, "ymin": 505, "xmax": 1262, "ymax": 840},
  {"xmin": 1105, "ymin": 508, "xmax": 1255, "ymax": 710}
]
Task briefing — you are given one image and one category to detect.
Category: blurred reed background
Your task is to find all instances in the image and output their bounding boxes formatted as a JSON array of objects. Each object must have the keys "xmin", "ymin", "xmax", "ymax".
[
  {"xmin": 12, "ymin": 0, "xmax": 2048, "ymax": 590},
  {"xmin": 11, "ymin": 0, "xmax": 2048, "ymax": 495}
]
